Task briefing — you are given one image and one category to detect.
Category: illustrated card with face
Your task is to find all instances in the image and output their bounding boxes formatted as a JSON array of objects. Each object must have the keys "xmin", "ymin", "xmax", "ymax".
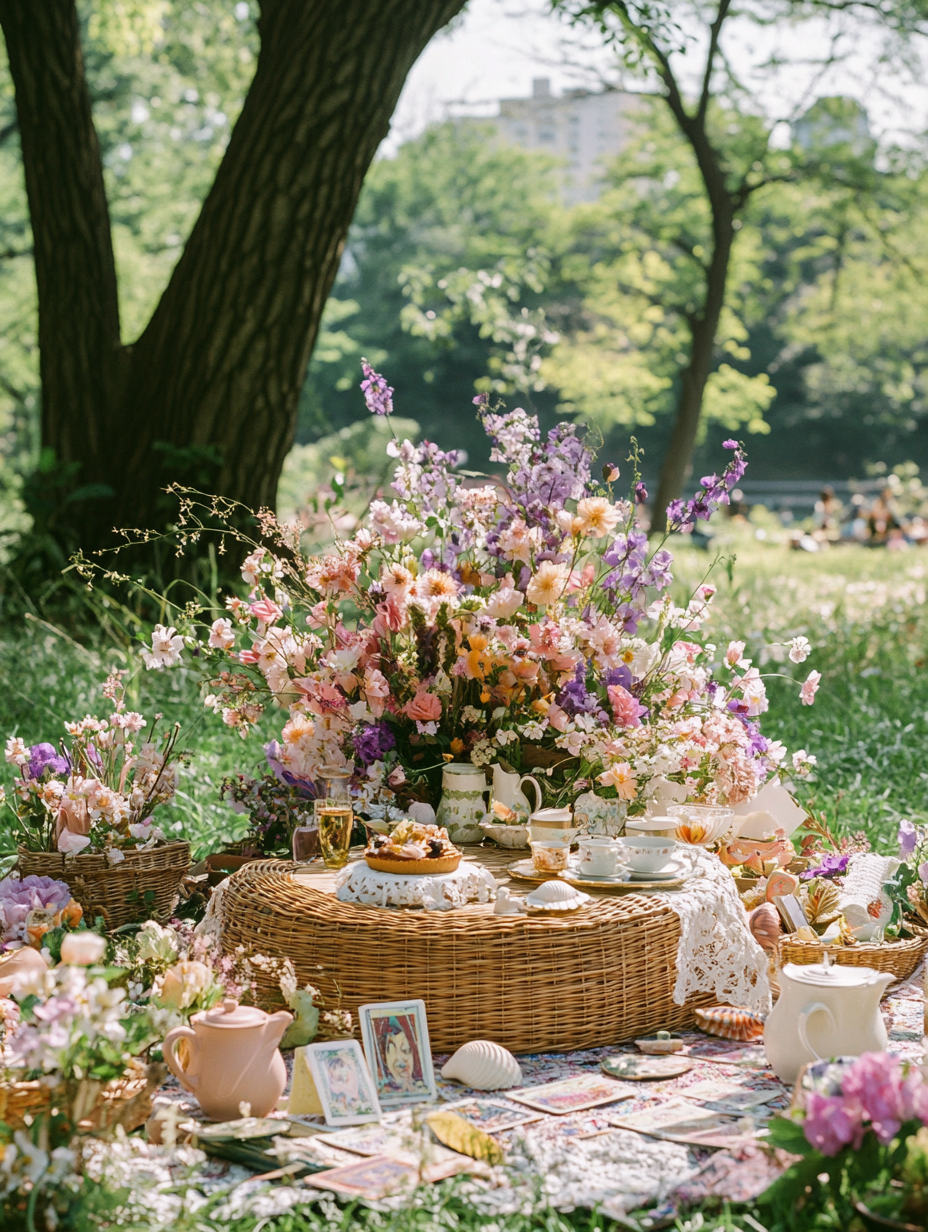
[
  {"xmin": 359, "ymin": 999, "xmax": 437, "ymax": 1108},
  {"xmin": 304, "ymin": 1038, "xmax": 382, "ymax": 1127}
]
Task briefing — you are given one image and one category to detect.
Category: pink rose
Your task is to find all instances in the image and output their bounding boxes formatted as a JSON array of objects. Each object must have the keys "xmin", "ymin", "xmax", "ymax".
[{"xmin": 405, "ymin": 692, "xmax": 442, "ymax": 722}]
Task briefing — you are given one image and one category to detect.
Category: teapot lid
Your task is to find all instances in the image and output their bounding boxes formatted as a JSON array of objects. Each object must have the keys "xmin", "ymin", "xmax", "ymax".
[
  {"xmin": 783, "ymin": 960, "xmax": 887, "ymax": 987},
  {"xmin": 200, "ymin": 998, "xmax": 268, "ymax": 1028}
]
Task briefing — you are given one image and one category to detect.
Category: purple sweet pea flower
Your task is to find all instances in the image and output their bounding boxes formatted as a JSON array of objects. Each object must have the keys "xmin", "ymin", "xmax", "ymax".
[
  {"xmin": 898, "ymin": 819, "xmax": 918, "ymax": 857},
  {"xmin": 800, "ymin": 853, "xmax": 850, "ymax": 881},
  {"xmin": 353, "ymin": 721, "xmax": 397, "ymax": 767},
  {"xmin": 635, "ymin": 482, "xmax": 648, "ymax": 503},
  {"xmin": 27, "ymin": 742, "xmax": 69, "ymax": 780},
  {"xmin": 0, "ymin": 874, "xmax": 74, "ymax": 945},
  {"xmin": 264, "ymin": 742, "xmax": 320, "ymax": 799}
]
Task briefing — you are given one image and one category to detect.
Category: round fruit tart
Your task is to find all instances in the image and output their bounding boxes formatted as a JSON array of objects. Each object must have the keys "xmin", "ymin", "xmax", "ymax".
[{"xmin": 364, "ymin": 820, "xmax": 462, "ymax": 875}]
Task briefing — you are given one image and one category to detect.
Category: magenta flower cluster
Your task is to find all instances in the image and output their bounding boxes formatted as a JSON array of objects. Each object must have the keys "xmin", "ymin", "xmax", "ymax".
[{"xmin": 802, "ymin": 1052, "xmax": 928, "ymax": 1155}]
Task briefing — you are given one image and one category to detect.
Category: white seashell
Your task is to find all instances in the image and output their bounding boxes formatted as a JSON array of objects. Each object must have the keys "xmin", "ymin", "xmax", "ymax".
[
  {"xmin": 524, "ymin": 880, "xmax": 590, "ymax": 912},
  {"xmin": 441, "ymin": 1040, "xmax": 523, "ymax": 1090}
]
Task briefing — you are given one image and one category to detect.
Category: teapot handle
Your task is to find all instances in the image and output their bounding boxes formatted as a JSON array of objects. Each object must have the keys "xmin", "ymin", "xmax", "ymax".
[
  {"xmin": 163, "ymin": 1025, "xmax": 199, "ymax": 1092},
  {"xmin": 797, "ymin": 1001, "xmax": 836, "ymax": 1062},
  {"xmin": 519, "ymin": 775, "xmax": 543, "ymax": 814}
]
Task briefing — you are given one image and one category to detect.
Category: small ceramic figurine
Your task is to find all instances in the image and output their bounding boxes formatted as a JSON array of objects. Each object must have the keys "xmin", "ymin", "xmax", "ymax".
[
  {"xmin": 163, "ymin": 997, "xmax": 293, "ymax": 1121},
  {"xmin": 493, "ymin": 887, "xmax": 526, "ymax": 916}
]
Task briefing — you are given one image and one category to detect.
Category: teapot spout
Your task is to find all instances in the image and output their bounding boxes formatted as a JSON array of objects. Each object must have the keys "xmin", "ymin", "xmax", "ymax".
[{"xmin": 871, "ymin": 971, "xmax": 895, "ymax": 997}]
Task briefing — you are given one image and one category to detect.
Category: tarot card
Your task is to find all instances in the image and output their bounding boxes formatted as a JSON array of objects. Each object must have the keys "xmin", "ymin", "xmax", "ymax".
[
  {"xmin": 359, "ymin": 999, "xmax": 437, "ymax": 1108},
  {"xmin": 442, "ymin": 1098, "xmax": 541, "ymax": 1134},
  {"xmin": 679, "ymin": 1076, "xmax": 784, "ymax": 1113},
  {"xmin": 606, "ymin": 1097, "xmax": 758, "ymax": 1147},
  {"xmin": 310, "ymin": 1155, "xmax": 420, "ymax": 1199},
  {"xmin": 304, "ymin": 1038, "xmax": 382, "ymax": 1127},
  {"xmin": 506, "ymin": 1072, "xmax": 636, "ymax": 1115}
]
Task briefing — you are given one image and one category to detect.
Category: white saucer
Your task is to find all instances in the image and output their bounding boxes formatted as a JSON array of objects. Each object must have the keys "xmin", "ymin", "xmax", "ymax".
[
  {"xmin": 626, "ymin": 858, "xmax": 686, "ymax": 881},
  {"xmin": 570, "ymin": 867, "xmax": 631, "ymax": 884}
]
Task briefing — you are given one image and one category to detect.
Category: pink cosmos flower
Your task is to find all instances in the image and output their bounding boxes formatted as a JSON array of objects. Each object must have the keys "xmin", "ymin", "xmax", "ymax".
[
  {"xmin": 405, "ymin": 692, "xmax": 442, "ymax": 723},
  {"xmin": 800, "ymin": 669, "xmax": 822, "ymax": 706}
]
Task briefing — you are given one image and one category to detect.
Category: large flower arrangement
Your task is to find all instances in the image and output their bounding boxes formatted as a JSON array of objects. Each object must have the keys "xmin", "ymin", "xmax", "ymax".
[
  {"xmin": 2, "ymin": 672, "xmax": 184, "ymax": 855},
  {"xmin": 134, "ymin": 370, "xmax": 818, "ymax": 814}
]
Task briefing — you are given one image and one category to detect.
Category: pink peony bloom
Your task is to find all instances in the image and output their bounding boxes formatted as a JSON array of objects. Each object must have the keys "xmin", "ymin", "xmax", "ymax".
[
  {"xmin": 800, "ymin": 669, "xmax": 822, "ymax": 706},
  {"xmin": 607, "ymin": 684, "xmax": 646, "ymax": 729},
  {"xmin": 405, "ymin": 692, "xmax": 442, "ymax": 723},
  {"xmin": 802, "ymin": 1091, "xmax": 861, "ymax": 1155}
]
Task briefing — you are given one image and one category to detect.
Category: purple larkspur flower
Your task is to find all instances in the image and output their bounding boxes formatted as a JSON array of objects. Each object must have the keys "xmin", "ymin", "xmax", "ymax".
[
  {"xmin": 666, "ymin": 440, "xmax": 748, "ymax": 532},
  {"xmin": 27, "ymin": 743, "xmax": 69, "ymax": 780},
  {"xmin": 898, "ymin": 819, "xmax": 918, "ymax": 857},
  {"xmin": 353, "ymin": 721, "xmax": 397, "ymax": 767},
  {"xmin": 360, "ymin": 360, "xmax": 393, "ymax": 416},
  {"xmin": 556, "ymin": 662, "xmax": 607, "ymax": 721}
]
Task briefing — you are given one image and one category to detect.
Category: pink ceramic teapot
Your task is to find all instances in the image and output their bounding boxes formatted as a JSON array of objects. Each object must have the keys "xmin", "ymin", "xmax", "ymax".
[{"xmin": 163, "ymin": 998, "xmax": 292, "ymax": 1121}]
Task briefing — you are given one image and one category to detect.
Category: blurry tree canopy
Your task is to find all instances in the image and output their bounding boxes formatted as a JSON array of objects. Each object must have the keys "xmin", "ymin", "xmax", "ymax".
[
  {"xmin": 553, "ymin": 0, "xmax": 928, "ymax": 528},
  {"xmin": 0, "ymin": 0, "xmax": 465, "ymax": 577}
]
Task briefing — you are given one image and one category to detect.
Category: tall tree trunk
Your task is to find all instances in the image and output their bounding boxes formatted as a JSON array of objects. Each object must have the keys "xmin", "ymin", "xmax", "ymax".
[
  {"xmin": 0, "ymin": 0, "xmax": 466, "ymax": 557},
  {"xmin": 650, "ymin": 220, "xmax": 733, "ymax": 530},
  {"xmin": 0, "ymin": 0, "xmax": 125, "ymax": 488}
]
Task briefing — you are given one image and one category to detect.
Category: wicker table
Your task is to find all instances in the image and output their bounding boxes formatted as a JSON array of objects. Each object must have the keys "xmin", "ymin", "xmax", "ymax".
[{"xmin": 219, "ymin": 848, "xmax": 716, "ymax": 1054}]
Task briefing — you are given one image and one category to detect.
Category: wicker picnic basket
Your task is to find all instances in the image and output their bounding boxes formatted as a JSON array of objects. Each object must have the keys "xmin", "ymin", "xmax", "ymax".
[
  {"xmin": 778, "ymin": 931, "xmax": 928, "ymax": 991},
  {"xmin": 219, "ymin": 857, "xmax": 719, "ymax": 1054},
  {"xmin": 0, "ymin": 1059, "xmax": 165, "ymax": 1134},
  {"xmin": 17, "ymin": 842, "xmax": 190, "ymax": 930}
]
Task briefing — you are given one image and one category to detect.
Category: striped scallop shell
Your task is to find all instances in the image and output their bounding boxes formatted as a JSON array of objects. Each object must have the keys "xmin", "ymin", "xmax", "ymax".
[
  {"xmin": 440, "ymin": 1040, "xmax": 523, "ymax": 1090},
  {"xmin": 694, "ymin": 1005, "xmax": 765, "ymax": 1041}
]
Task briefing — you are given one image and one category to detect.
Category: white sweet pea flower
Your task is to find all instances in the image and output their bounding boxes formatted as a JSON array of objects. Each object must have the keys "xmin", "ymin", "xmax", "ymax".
[
  {"xmin": 141, "ymin": 625, "xmax": 184, "ymax": 669},
  {"xmin": 57, "ymin": 830, "xmax": 91, "ymax": 855},
  {"xmin": 208, "ymin": 617, "xmax": 236, "ymax": 650},
  {"xmin": 4, "ymin": 737, "xmax": 28, "ymax": 767}
]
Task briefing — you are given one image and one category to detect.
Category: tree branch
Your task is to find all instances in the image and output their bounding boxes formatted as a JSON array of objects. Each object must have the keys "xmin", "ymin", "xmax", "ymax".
[{"xmin": 697, "ymin": 0, "xmax": 732, "ymax": 124}]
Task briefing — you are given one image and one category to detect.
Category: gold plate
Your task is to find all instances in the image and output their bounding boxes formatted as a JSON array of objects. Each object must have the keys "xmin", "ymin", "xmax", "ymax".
[
  {"xmin": 506, "ymin": 859, "xmax": 562, "ymax": 884},
  {"xmin": 559, "ymin": 870, "xmax": 685, "ymax": 893}
]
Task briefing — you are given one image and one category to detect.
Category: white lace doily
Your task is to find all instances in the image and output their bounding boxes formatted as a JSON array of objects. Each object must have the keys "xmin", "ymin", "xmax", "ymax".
[
  {"xmin": 666, "ymin": 845, "xmax": 772, "ymax": 1014},
  {"xmin": 334, "ymin": 859, "xmax": 498, "ymax": 910}
]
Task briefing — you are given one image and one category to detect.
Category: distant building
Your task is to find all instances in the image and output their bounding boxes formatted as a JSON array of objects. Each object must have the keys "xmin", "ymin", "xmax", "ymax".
[{"xmin": 464, "ymin": 78, "xmax": 638, "ymax": 204}]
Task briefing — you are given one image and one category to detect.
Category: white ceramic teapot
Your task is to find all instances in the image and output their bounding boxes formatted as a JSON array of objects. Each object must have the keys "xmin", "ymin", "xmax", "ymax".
[
  {"xmin": 491, "ymin": 764, "xmax": 542, "ymax": 817},
  {"xmin": 763, "ymin": 958, "xmax": 894, "ymax": 1084}
]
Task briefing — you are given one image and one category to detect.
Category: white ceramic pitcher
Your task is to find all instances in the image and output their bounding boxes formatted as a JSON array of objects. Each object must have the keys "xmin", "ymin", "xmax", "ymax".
[
  {"xmin": 491, "ymin": 764, "xmax": 543, "ymax": 818},
  {"xmin": 436, "ymin": 762, "xmax": 488, "ymax": 843},
  {"xmin": 763, "ymin": 959, "xmax": 894, "ymax": 1084}
]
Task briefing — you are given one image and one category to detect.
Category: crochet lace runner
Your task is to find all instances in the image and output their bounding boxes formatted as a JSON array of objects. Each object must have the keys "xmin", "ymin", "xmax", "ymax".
[
  {"xmin": 334, "ymin": 859, "xmax": 498, "ymax": 910},
  {"xmin": 667, "ymin": 846, "xmax": 772, "ymax": 1014}
]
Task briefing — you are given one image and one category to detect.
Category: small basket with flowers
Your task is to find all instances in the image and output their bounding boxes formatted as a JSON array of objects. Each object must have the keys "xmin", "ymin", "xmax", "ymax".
[{"xmin": 3, "ymin": 671, "xmax": 189, "ymax": 929}]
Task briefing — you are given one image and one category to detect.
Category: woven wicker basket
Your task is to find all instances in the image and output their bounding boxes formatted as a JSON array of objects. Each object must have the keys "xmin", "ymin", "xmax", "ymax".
[
  {"xmin": 779, "ymin": 932, "xmax": 928, "ymax": 990},
  {"xmin": 219, "ymin": 857, "xmax": 718, "ymax": 1054},
  {"xmin": 0, "ymin": 1059, "xmax": 164, "ymax": 1134},
  {"xmin": 18, "ymin": 842, "xmax": 190, "ymax": 930}
]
